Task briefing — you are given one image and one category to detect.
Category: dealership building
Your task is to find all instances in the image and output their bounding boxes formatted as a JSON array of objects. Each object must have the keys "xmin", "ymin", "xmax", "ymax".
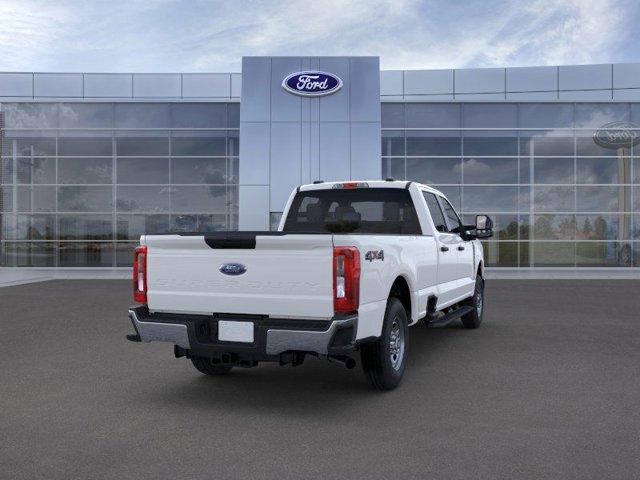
[{"xmin": 0, "ymin": 56, "xmax": 639, "ymax": 271}]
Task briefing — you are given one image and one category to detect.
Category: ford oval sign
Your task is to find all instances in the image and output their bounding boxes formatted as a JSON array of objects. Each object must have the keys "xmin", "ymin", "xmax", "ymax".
[
  {"xmin": 593, "ymin": 121, "xmax": 640, "ymax": 149},
  {"xmin": 282, "ymin": 71, "xmax": 343, "ymax": 97},
  {"xmin": 219, "ymin": 263, "xmax": 247, "ymax": 276}
]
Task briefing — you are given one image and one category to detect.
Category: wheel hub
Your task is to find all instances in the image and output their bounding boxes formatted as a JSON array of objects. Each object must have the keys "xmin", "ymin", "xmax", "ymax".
[{"xmin": 389, "ymin": 317, "xmax": 405, "ymax": 371}]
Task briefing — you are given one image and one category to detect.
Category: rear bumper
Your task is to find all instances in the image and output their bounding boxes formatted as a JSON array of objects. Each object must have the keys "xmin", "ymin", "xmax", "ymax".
[{"xmin": 127, "ymin": 306, "xmax": 359, "ymax": 361}]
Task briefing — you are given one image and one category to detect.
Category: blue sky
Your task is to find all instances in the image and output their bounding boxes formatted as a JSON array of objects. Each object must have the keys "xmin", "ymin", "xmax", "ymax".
[{"xmin": 0, "ymin": 0, "xmax": 638, "ymax": 72}]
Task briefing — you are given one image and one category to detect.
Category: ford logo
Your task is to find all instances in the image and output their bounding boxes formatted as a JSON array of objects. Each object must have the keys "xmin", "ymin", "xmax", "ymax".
[
  {"xmin": 593, "ymin": 121, "xmax": 640, "ymax": 149},
  {"xmin": 282, "ymin": 71, "xmax": 343, "ymax": 97},
  {"xmin": 219, "ymin": 263, "xmax": 247, "ymax": 276}
]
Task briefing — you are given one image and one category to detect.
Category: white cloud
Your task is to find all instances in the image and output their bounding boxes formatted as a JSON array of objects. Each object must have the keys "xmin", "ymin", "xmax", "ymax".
[{"xmin": 0, "ymin": 0, "xmax": 635, "ymax": 72}]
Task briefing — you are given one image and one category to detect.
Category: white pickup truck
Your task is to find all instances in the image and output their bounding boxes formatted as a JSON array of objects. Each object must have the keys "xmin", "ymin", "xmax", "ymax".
[{"xmin": 127, "ymin": 180, "xmax": 493, "ymax": 390}]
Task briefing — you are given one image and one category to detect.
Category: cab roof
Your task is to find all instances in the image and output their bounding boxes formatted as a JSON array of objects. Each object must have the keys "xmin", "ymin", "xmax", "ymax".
[{"xmin": 298, "ymin": 180, "xmax": 444, "ymax": 196}]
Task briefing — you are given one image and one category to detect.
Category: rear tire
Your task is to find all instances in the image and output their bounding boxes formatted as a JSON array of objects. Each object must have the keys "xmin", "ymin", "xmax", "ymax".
[
  {"xmin": 191, "ymin": 356, "xmax": 233, "ymax": 376},
  {"xmin": 461, "ymin": 275, "xmax": 484, "ymax": 329},
  {"xmin": 360, "ymin": 297, "xmax": 409, "ymax": 391}
]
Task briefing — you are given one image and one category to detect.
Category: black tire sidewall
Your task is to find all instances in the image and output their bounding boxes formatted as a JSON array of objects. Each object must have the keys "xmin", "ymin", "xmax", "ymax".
[
  {"xmin": 377, "ymin": 298, "xmax": 409, "ymax": 388},
  {"xmin": 462, "ymin": 276, "xmax": 484, "ymax": 328}
]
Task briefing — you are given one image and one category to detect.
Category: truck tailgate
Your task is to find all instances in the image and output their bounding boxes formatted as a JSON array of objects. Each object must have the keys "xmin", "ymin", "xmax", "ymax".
[{"xmin": 144, "ymin": 233, "xmax": 334, "ymax": 319}]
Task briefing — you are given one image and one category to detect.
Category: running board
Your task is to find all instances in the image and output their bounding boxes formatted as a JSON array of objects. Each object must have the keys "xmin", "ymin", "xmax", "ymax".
[{"xmin": 425, "ymin": 305, "xmax": 473, "ymax": 328}]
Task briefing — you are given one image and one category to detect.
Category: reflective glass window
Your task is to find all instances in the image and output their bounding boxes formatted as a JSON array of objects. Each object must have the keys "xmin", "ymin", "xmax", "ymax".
[
  {"xmin": 116, "ymin": 186, "xmax": 171, "ymax": 213},
  {"xmin": 533, "ymin": 158, "xmax": 574, "ymax": 184},
  {"xmin": 172, "ymin": 158, "xmax": 226, "ymax": 184},
  {"xmin": 17, "ymin": 186, "xmax": 56, "ymax": 212},
  {"xmin": 171, "ymin": 134, "xmax": 226, "ymax": 156},
  {"xmin": 170, "ymin": 103, "xmax": 227, "ymax": 128},
  {"xmin": 533, "ymin": 186, "xmax": 575, "ymax": 212},
  {"xmin": 116, "ymin": 158, "xmax": 170, "ymax": 184},
  {"xmin": 116, "ymin": 136, "xmax": 169, "ymax": 156},
  {"xmin": 58, "ymin": 137, "xmax": 113, "ymax": 156},
  {"xmin": 58, "ymin": 103, "xmax": 113, "ymax": 128},
  {"xmin": 58, "ymin": 214, "xmax": 113, "ymax": 240},
  {"xmin": 58, "ymin": 186, "xmax": 113, "ymax": 212},
  {"xmin": 462, "ymin": 186, "xmax": 518, "ymax": 212},
  {"xmin": 576, "ymin": 186, "xmax": 631, "ymax": 212},
  {"xmin": 114, "ymin": 104, "xmax": 170, "ymax": 128},
  {"xmin": 58, "ymin": 158, "xmax": 112, "ymax": 184},
  {"xmin": 407, "ymin": 158, "xmax": 461, "ymax": 184},
  {"xmin": 16, "ymin": 157, "xmax": 55, "ymax": 184},
  {"xmin": 462, "ymin": 157, "xmax": 517, "ymax": 184},
  {"xmin": 406, "ymin": 104, "xmax": 460, "ymax": 128},
  {"xmin": 381, "ymin": 103, "xmax": 404, "ymax": 128}
]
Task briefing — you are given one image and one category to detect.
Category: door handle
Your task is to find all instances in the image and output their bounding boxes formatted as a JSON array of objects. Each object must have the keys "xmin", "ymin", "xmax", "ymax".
[
  {"xmin": 440, "ymin": 246, "xmax": 449, "ymax": 252},
  {"xmin": 458, "ymin": 246, "xmax": 465, "ymax": 251}
]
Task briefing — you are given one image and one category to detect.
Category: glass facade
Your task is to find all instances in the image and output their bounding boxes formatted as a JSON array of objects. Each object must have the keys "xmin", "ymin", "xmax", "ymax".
[
  {"xmin": 0, "ymin": 102, "xmax": 239, "ymax": 267},
  {"xmin": 1, "ymin": 100, "xmax": 638, "ymax": 269},
  {"xmin": 382, "ymin": 103, "xmax": 640, "ymax": 268}
]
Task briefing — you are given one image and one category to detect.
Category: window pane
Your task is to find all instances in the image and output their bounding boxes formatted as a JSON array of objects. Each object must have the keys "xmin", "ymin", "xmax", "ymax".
[
  {"xmin": 533, "ymin": 214, "xmax": 575, "ymax": 240},
  {"xmin": 463, "ymin": 104, "xmax": 516, "ymax": 128},
  {"xmin": 58, "ymin": 158, "xmax": 112, "ymax": 184},
  {"xmin": 407, "ymin": 158, "xmax": 461, "ymax": 184},
  {"xmin": 115, "ymin": 242, "xmax": 138, "ymax": 267},
  {"xmin": 440, "ymin": 197, "xmax": 462, "ymax": 230},
  {"xmin": 480, "ymin": 241, "xmax": 518, "ymax": 267},
  {"xmin": 227, "ymin": 130, "xmax": 239, "ymax": 157},
  {"xmin": 406, "ymin": 131, "xmax": 461, "ymax": 156},
  {"xmin": 15, "ymin": 214, "xmax": 55, "ymax": 240},
  {"xmin": 172, "ymin": 158, "xmax": 226, "ymax": 184},
  {"xmin": 116, "ymin": 186, "xmax": 170, "ymax": 212},
  {"xmin": 576, "ymin": 157, "xmax": 630, "ymax": 184},
  {"xmin": 574, "ymin": 103, "xmax": 630, "ymax": 128},
  {"xmin": 382, "ymin": 158, "xmax": 404, "ymax": 180},
  {"xmin": 116, "ymin": 158, "xmax": 170, "ymax": 184},
  {"xmin": 433, "ymin": 186, "xmax": 461, "ymax": 211},
  {"xmin": 519, "ymin": 134, "xmax": 574, "ymax": 156},
  {"xmin": 228, "ymin": 104, "xmax": 240, "ymax": 127},
  {"xmin": 171, "ymin": 186, "xmax": 227, "ymax": 213},
  {"xmin": 171, "ymin": 103, "xmax": 227, "ymax": 128},
  {"xmin": 1, "ymin": 187, "xmax": 12, "ymax": 211},
  {"xmin": 58, "ymin": 137, "xmax": 113, "ymax": 156},
  {"xmin": 270, "ymin": 212, "xmax": 282, "ymax": 231},
  {"xmin": 532, "ymin": 242, "xmax": 575, "ymax": 266},
  {"xmin": 114, "ymin": 104, "xmax": 170, "ymax": 128},
  {"xmin": 576, "ymin": 134, "xmax": 629, "ymax": 156},
  {"xmin": 423, "ymin": 192, "xmax": 447, "ymax": 232},
  {"xmin": 2, "ymin": 103, "xmax": 58, "ymax": 128},
  {"xmin": 534, "ymin": 158, "xmax": 574, "ymax": 184},
  {"xmin": 462, "ymin": 186, "xmax": 518, "ymax": 212},
  {"xmin": 3, "ymin": 136, "xmax": 56, "ymax": 156},
  {"xmin": 406, "ymin": 104, "xmax": 460, "ymax": 128},
  {"xmin": 116, "ymin": 214, "xmax": 170, "ymax": 239},
  {"xmin": 16, "ymin": 157, "xmax": 56, "ymax": 184},
  {"xmin": 58, "ymin": 242, "xmax": 114, "ymax": 267},
  {"xmin": 58, "ymin": 214, "xmax": 113, "ymax": 240},
  {"xmin": 1, "ymin": 242, "xmax": 56, "ymax": 267},
  {"xmin": 576, "ymin": 242, "xmax": 632, "ymax": 267},
  {"xmin": 1, "ymin": 158, "xmax": 12, "ymax": 183},
  {"xmin": 533, "ymin": 186, "xmax": 575, "ymax": 212},
  {"xmin": 382, "ymin": 103, "xmax": 404, "ymax": 128},
  {"xmin": 518, "ymin": 104, "xmax": 573, "ymax": 129},
  {"xmin": 58, "ymin": 103, "xmax": 113, "ymax": 128},
  {"xmin": 170, "ymin": 214, "xmax": 227, "ymax": 232},
  {"xmin": 576, "ymin": 186, "xmax": 630, "ymax": 212},
  {"xmin": 58, "ymin": 186, "xmax": 113, "ymax": 212},
  {"xmin": 463, "ymin": 157, "xmax": 517, "ymax": 184},
  {"xmin": 633, "ymin": 158, "xmax": 640, "ymax": 183},
  {"xmin": 576, "ymin": 214, "xmax": 630, "ymax": 240},
  {"xmin": 116, "ymin": 136, "xmax": 168, "ymax": 156},
  {"xmin": 171, "ymin": 134, "xmax": 226, "ymax": 156},
  {"xmin": 381, "ymin": 130, "xmax": 404, "ymax": 156},
  {"xmin": 464, "ymin": 135, "xmax": 518, "ymax": 156},
  {"xmin": 17, "ymin": 186, "xmax": 56, "ymax": 212}
]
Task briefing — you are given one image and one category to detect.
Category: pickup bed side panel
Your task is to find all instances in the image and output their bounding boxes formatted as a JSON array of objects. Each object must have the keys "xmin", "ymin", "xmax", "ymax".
[
  {"xmin": 333, "ymin": 235, "xmax": 438, "ymax": 338},
  {"xmin": 144, "ymin": 234, "xmax": 335, "ymax": 319}
]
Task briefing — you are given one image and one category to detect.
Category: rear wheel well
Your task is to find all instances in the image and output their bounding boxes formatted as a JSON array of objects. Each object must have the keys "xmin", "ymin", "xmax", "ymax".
[{"xmin": 389, "ymin": 276, "xmax": 411, "ymax": 318}]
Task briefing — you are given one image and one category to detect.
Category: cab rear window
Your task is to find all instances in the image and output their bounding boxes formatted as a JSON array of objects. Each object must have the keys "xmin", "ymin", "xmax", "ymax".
[{"xmin": 283, "ymin": 188, "xmax": 422, "ymax": 234}]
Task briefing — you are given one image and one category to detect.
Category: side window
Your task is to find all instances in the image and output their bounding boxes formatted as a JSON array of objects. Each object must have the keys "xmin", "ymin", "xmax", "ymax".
[
  {"xmin": 440, "ymin": 197, "xmax": 463, "ymax": 233},
  {"xmin": 422, "ymin": 192, "xmax": 448, "ymax": 233}
]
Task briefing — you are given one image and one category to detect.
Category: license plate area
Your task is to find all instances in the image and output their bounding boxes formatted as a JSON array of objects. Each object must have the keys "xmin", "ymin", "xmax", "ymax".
[{"xmin": 217, "ymin": 320, "xmax": 254, "ymax": 343}]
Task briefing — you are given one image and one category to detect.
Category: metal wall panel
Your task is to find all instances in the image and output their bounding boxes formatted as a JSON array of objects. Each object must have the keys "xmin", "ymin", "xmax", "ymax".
[
  {"xmin": 350, "ymin": 122, "xmax": 381, "ymax": 180},
  {"xmin": 349, "ymin": 57, "xmax": 381, "ymax": 122},
  {"xmin": 613, "ymin": 63, "xmax": 640, "ymax": 89},
  {"xmin": 319, "ymin": 57, "xmax": 350, "ymax": 122},
  {"xmin": 270, "ymin": 122, "xmax": 301, "ymax": 210},
  {"xmin": 404, "ymin": 69, "xmax": 453, "ymax": 95},
  {"xmin": 319, "ymin": 122, "xmax": 350, "ymax": 181},
  {"xmin": 240, "ymin": 57, "xmax": 271, "ymax": 122},
  {"xmin": 238, "ymin": 122, "xmax": 270, "ymax": 184},
  {"xmin": 380, "ymin": 70, "xmax": 403, "ymax": 96},
  {"xmin": 0, "ymin": 73, "xmax": 33, "ymax": 97},
  {"xmin": 231, "ymin": 74, "xmax": 242, "ymax": 98},
  {"xmin": 182, "ymin": 74, "xmax": 230, "ymax": 98},
  {"xmin": 270, "ymin": 57, "xmax": 302, "ymax": 122},
  {"xmin": 455, "ymin": 68, "xmax": 504, "ymax": 94},
  {"xmin": 84, "ymin": 74, "xmax": 132, "ymax": 97},
  {"xmin": 133, "ymin": 74, "xmax": 181, "ymax": 97},
  {"xmin": 558, "ymin": 89, "xmax": 613, "ymax": 100},
  {"xmin": 559, "ymin": 64, "xmax": 611, "ymax": 91},
  {"xmin": 238, "ymin": 185, "xmax": 270, "ymax": 230},
  {"xmin": 506, "ymin": 66, "xmax": 557, "ymax": 92},
  {"xmin": 34, "ymin": 74, "xmax": 83, "ymax": 97}
]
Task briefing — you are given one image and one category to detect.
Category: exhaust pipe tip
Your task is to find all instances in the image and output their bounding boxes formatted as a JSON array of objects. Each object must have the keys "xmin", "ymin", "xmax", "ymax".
[
  {"xmin": 344, "ymin": 357, "xmax": 356, "ymax": 369},
  {"xmin": 328, "ymin": 355, "xmax": 356, "ymax": 369}
]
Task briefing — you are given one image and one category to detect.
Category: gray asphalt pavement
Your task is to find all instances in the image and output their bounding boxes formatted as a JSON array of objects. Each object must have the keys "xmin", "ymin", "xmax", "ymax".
[{"xmin": 1, "ymin": 279, "xmax": 639, "ymax": 479}]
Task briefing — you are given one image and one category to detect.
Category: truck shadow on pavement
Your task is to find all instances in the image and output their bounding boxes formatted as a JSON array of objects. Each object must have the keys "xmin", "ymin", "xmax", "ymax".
[{"xmin": 136, "ymin": 322, "xmax": 471, "ymax": 416}]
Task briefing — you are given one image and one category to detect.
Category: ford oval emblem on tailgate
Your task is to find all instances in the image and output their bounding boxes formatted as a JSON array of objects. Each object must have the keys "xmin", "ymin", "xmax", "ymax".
[{"xmin": 219, "ymin": 263, "xmax": 247, "ymax": 276}]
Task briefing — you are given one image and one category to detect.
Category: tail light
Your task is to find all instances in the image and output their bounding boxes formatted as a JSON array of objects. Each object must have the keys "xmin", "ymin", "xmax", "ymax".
[
  {"xmin": 133, "ymin": 245, "xmax": 148, "ymax": 303},
  {"xmin": 333, "ymin": 246, "xmax": 360, "ymax": 313}
]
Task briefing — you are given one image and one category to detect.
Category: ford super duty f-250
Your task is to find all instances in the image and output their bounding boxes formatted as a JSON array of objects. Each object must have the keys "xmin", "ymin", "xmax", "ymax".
[{"xmin": 126, "ymin": 180, "xmax": 493, "ymax": 390}]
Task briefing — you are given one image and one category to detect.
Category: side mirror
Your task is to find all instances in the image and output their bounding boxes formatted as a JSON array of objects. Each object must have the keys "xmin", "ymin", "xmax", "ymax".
[{"xmin": 475, "ymin": 215, "xmax": 493, "ymax": 239}]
